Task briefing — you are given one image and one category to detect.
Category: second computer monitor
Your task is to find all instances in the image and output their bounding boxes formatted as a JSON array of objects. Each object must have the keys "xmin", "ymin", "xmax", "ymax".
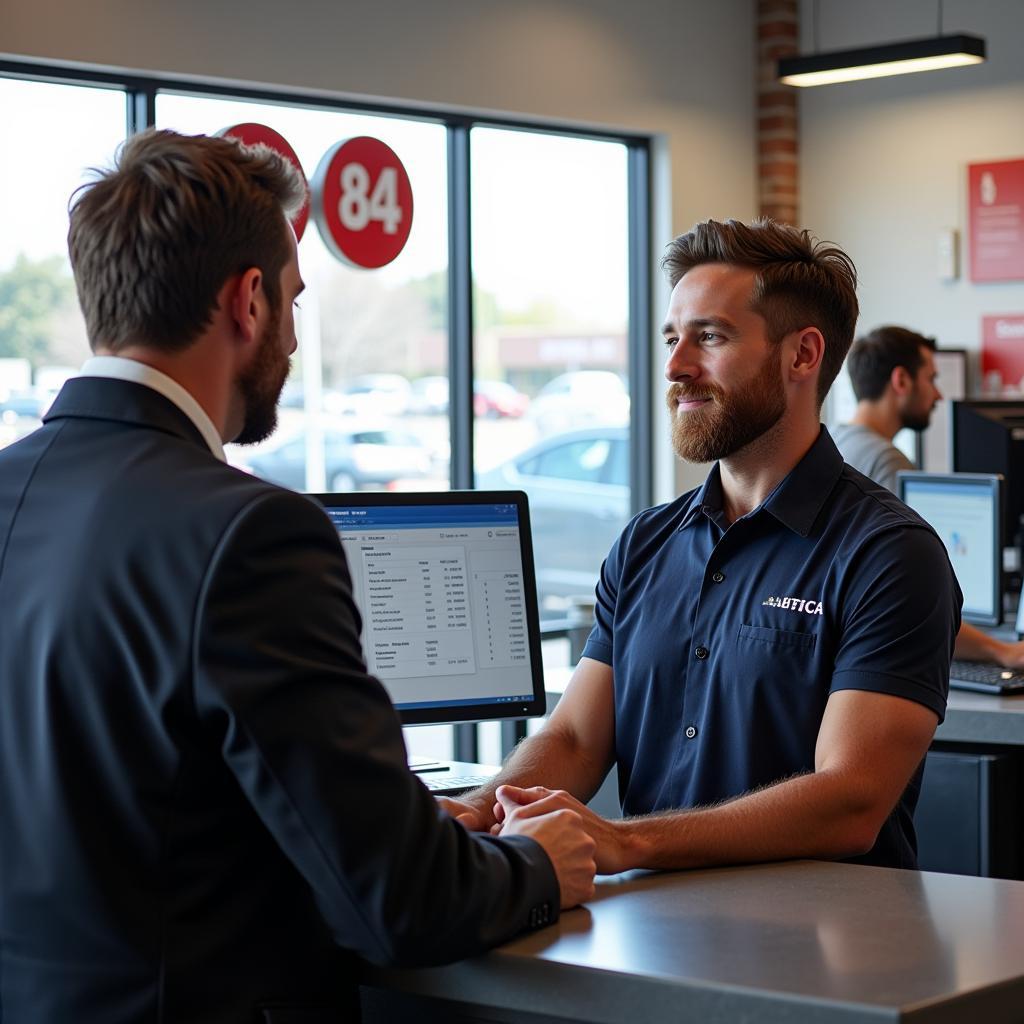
[
  {"xmin": 311, "ymin": 489, "xmax": 546, "ymax": 725},
  {"xmin": 951, "ymin": 399, "xmax": 1024, "ymax": 549},
  {"xmin": 897, "ymin": 471, "xmax": 1003, "ymax": 627}
]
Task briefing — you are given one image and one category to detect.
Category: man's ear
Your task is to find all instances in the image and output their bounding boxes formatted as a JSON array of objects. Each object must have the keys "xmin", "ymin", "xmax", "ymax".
[
  {"xmin": 788, "ymin": 326, "xmax": 825, "ymax": 384},
  {"xmin": 229, "ymin": 267, "xmax": 264, "ymax": 347},
  {"xmin": 890, "ymin": 365, "xmax": 913, "ymax": 396}
]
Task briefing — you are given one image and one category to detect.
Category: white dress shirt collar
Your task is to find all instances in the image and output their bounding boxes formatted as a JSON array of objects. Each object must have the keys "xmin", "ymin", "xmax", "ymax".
[{"xmin": 78, "ymin": 355, "xmax": 226, "ymax": 462}]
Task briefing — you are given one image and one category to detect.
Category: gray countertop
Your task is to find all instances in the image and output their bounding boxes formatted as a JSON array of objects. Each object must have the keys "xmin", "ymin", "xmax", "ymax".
[
  {"xmin": 938, "ymin": 689, "xmax": 1024, "ymax": 744},
  {"xmin": 361, "ymin": 860, "xmax": 1024, "ymax": 1023}
]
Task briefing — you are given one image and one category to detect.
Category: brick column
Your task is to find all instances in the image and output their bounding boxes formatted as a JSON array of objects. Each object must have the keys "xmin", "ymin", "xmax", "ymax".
[{"xmin": 757, "ymin": 0, "xmax": 799, "ymax": 225}]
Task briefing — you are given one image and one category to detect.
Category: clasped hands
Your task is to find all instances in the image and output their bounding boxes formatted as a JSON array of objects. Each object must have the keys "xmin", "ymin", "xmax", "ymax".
[{"xmin": 439, "ymin": 785, "xmax": 631, "ymax": 875}]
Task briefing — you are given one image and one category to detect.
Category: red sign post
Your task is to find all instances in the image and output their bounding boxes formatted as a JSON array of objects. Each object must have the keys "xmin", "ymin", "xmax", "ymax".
[
  {"xmin": 968, "ymin": 159, "xmax": 1024, "ymax": 282},
  {"xmin": 311, "ymin": 136, "xmax": 414, "ymax": 269}
]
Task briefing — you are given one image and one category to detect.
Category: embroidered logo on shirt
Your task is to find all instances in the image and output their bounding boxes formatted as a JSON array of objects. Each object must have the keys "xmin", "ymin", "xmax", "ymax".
[{"xmin": 762, "ymin": 595, "xmax": 824, "ymax": 615}]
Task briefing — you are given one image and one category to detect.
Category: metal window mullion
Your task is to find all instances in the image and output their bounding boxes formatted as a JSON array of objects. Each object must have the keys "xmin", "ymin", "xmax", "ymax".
[
  {"xmin": 446, "ymin": 121, "xmax": 475, "ymax": 491},
  {"xmin": 127, "ymin": 83, "xmax": 157, "ymax": 135},
  {"xmin": 447, "ymin": 119, "xmax": 478, "ymax": 763},
  {"xmin": 627, "ymin": 142, "xmax": 653, "ymax": 515}
]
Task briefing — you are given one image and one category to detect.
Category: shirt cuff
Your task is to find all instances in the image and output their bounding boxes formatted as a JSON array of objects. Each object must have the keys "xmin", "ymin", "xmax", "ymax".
[
  {"xmin": 830, "ymin": 669, "xmax": 948, "ymax": 723},
  {"xmin": 581, "ymin": 638, "xmax": 613, "ymax": 665}
]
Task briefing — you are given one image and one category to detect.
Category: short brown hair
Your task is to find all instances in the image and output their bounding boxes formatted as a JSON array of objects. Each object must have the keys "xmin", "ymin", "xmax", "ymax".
[
  {"xmin": 662, "ymin": 218, "xmax": 859, "ymax": 405},
  {"xmin": 847, "ymin": 326, "xmax": 936, "ymax": 402},
  {"xmin": 68, "ymin": 128, "xmax": 307, "ymax": 353}
]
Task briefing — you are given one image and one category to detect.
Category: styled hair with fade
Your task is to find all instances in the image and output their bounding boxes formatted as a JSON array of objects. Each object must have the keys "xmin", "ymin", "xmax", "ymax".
[
  {"xmin": 68, "ymin": 128, "xmax": 307, "ymax": 354},
  {"xmin": 661, "ymin": 218, "xmax": 859, "ymax": 406},
  {"xmin": 846, "ymin": 326, "xmax": 936, "ymax": 402}
]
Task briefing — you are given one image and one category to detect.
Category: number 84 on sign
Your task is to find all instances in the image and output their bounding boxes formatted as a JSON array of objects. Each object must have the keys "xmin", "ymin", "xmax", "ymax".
[{"xmin": 312, "ymin": 136, "xmax": 414, "ymax": 270}]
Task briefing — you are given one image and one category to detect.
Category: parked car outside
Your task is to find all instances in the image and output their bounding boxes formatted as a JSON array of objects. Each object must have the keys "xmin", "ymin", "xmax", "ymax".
[
  {"xmin": 477, "ymin": 426, "xmax": 628, "ymax": 613},
  {"xmin": 243, "ymin": 420, "xmax": 436, "ymax": 492},
  {"xmin": 0, "ymin": 389, "xmax": 49, "ymax": 450},
  {"xmin": 473, "ymin": 380, "xmax": 529, "ymax": 419},
  {"xmin": 526, "ymin": 370, "xmax": 629, "ymax": 436},
  {"xmin": 0, "ymin": 389, "xmax": 48, "ymax": 422},
  {"xmin": 323, "ymin": 374, "xmax": 412, "ymax": 418},
  {"xmin": 408, "ymin": 376, "xmax": 450, "ymax": 415},
  {"xmin": 407, "ymin": 377, "xmax": 529, "ymax": 419}
]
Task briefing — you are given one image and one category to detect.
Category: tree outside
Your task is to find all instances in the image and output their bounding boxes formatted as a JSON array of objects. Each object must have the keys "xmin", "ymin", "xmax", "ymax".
[{"xmin": 0, "ymin": 254, "xmax": 87, "ymax": 374}]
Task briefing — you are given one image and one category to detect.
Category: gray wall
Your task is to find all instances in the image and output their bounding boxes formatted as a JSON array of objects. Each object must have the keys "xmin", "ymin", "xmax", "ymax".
[{"xmin": 800, "ymin": 0, "xmax": 1024, "ymax": 368}]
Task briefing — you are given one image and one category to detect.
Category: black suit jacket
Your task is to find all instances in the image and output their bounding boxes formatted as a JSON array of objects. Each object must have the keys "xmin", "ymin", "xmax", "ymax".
[{"xmin": 0, "ymin": 377, "xmax": 558, "ymax": 1024}]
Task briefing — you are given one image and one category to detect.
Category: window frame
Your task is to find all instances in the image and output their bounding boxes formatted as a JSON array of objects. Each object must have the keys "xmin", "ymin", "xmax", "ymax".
[{"xmin": 0, "ymin": 56, "xmax": 654, "ymax": 759}]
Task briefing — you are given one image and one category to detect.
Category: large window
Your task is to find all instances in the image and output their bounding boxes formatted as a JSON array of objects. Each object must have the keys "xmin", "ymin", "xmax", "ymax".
[
  {"xmin": 0, "ymin": 77, "xmax": 126, "ymax": 448},
  {"xmin": 471, "ymin": 127, "xmax": 631, "ymax": 617},
  {"xmin": 0, "ymin": 62, "xmax": 651, "ymax": 762},
  {"xmin": 155, "ymin": 94, "xmax": 451, "ymax": 496}
]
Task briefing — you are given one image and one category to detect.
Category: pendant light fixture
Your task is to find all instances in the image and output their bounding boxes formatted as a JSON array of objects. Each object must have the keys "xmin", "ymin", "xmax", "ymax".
[{"xmin": 777, "ymin": 1, "xmax": 986, "ymax": 88}]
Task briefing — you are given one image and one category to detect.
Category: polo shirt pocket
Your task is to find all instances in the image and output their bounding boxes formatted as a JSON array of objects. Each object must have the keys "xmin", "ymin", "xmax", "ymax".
[{"xmin": 738, "ymin": 623, "xmax": 817, "ymax": 650}]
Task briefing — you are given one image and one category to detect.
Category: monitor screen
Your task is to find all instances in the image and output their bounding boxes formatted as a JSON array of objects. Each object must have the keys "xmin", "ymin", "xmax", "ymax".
[
  {"xmin": 897, "ymin": 472, "xmax": 1003, "ymax": 627},
  {"xmin": 310, "ymin": 490, "xmax": 546, "ymax": 725}
]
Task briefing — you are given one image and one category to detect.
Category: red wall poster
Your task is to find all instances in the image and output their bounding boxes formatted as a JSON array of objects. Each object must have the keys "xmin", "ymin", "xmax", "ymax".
[
  {"xmin": 981, "ymin": 314, "xmax": 1024, "ymax": 391},
  {"xmin": 969, "ymin": 159, "xmax": 1024, "ymax": 282}
]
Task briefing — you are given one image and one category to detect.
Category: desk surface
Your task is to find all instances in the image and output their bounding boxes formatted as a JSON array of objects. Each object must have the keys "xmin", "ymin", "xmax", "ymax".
[
  {"xmin": 939, "ymin": 688, "xmax": 1024, "ymax": 744},
  {"xmin": 362, "ymin": 860, "xmax": 1024, "ymax": 1023}
]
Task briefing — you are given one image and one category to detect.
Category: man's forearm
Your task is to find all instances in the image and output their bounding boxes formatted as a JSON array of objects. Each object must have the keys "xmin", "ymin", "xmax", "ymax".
[
  {"xmin": 954, "ymin": 620, "xmax": 1014, "ymax": 667},
  {"xmin": 464, "ymin": 725, "xmax": 611, "ymax": 827},
  {"xmin": 613, "ymin": 768, "xmax": 884, "ymax": 872}
]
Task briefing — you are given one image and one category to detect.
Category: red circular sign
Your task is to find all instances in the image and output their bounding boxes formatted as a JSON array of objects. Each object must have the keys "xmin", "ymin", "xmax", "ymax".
[
  {"xmin": 311, "ymin": 136, "xmax": 414, "ymax": 269},
  {"xmin": 218, "ymin": 123, "xmax": 310, "ymax": 241}
]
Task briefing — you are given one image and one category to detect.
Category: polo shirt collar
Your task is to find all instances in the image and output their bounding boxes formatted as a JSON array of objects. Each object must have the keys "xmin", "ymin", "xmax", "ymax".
[
  {"xmin": 678, "ymin": 466, "xmax": 726, "ymax": 531},
  {"xmin": 762, "ymin": 425, "xmax": 844, "ymax": 537},
  {"xmin": 678, "ymin": 426, "xmax": 844, "ymax": 538}
]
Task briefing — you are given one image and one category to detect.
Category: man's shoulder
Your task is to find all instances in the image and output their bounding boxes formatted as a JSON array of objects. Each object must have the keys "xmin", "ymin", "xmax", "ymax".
[
  {"xmin": 625, "ymin": 490, "xmax": 699, "ymax": 537},
  {"xmin": 832, "ymin": 422, "xmax": 914, "ymax": 480},
  {"xmin": 832, "ymin": 422, "xmax": 902, "ymax": 462},
  {"xmin": 828, "ymin": 460, "xmax": 944, "ymax": 549},
  {"xmin": 36, "ymin": 410, "xmax": 328, "ymax": 545},
  {"xmin": 166, "ymin": 455, "xmax": 329, "ymax": 539},
  {"xmin": 596, "ymin": 490, "xmax": 703, "ymax": 575}
]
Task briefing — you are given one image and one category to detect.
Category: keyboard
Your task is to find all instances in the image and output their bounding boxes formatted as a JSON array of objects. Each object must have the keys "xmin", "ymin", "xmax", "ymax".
[
  {"xmin": 949, "ymin": 660, "xmax": 1024, "ymax": 694},
  {"xmin": 420, "ymin": 774, "xmax": 496, "ymax": 794},
  {"xmin": 407, "ymin": 759, "xmax": 500, "ymax": 796}
]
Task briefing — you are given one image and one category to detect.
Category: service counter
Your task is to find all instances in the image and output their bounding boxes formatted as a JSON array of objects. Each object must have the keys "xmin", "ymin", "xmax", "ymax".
[
  {"xmin": 360, "ymin": 860, "xmax": 1024, "ymax": 1024},
  {"xmin": 939, "ymin": 689, "xmax": 1024, "ymax": 745}
]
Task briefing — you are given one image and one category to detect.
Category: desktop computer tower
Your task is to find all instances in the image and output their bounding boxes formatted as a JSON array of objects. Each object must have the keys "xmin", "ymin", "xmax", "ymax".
[{"xmin": 915, "ymin": 745, "xmax": 1022, "ymax": 879}]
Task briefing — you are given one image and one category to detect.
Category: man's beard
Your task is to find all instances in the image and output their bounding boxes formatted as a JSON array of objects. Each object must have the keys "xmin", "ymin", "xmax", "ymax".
[
  {"xmin": 667, "ymin": 350, "xmax": 787, "ymax": 463},
  {"xmin": 901, "ymin": 411, "xmax": 931, "ymax": 432},
  {"xmin": 899, "ymin": 397, "xmax": 932, "ymax": 433},
  {"xmin": 235, "ymin": 303, "xmax": 290, "ymax": 446}
]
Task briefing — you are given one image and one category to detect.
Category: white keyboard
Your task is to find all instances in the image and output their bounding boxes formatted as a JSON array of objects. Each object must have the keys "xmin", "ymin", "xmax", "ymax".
[{"xmin": 420, "ymin": 774, "xmax": 495, "ymax": 793}]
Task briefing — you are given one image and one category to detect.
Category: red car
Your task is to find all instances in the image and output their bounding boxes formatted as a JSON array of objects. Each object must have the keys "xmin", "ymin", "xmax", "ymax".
[{"xmin": 473, "ymin": 380, "xmax": 529, "ymax": 419}]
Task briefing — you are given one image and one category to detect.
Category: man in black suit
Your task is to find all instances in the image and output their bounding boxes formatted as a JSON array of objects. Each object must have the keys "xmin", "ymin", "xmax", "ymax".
[{"xmin": 0, "ymin": 129, "xmax": 596, "ymax": 1024}]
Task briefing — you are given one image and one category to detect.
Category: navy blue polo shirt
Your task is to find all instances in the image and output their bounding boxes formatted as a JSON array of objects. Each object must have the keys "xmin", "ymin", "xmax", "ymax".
[{"xmin": 582, "ymin": 426, "xmax": 961, "ymax": 869}]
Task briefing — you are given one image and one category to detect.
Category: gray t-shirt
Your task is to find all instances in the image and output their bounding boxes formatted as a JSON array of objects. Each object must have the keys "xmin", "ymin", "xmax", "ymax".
[{"xmin": 831, "ymin": 423, "xmax": 915, "ymax": 495}]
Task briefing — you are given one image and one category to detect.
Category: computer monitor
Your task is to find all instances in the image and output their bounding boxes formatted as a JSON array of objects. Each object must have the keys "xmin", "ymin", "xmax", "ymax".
[
  {"xmin": 310, "ymin": 490, "xmax": 546, "ymax": 725},
  {"xmin": 951, "ymin": 399, "xmax": 1024, "ymax": 550},
  {"xmin": 897, "ymin": 471, "xmax": 1003, "ymax": 627}
]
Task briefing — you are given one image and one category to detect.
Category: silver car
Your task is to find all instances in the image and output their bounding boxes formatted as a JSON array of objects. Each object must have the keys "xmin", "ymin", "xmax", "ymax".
[{"xmin": 477, "ymin": 427, "xmax": 629, "ymax": 613}]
